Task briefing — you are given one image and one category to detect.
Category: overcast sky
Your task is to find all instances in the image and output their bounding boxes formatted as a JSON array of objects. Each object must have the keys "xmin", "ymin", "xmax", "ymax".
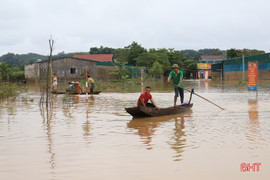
[{"xmin": 0, "ymin": 0, "xmax": 270, "ymax": 56}]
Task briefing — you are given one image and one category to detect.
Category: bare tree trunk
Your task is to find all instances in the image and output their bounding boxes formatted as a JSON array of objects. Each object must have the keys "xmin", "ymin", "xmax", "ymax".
[{"xmin": 46, "ymin": 38, "xmax": 54, "ymax": 107}]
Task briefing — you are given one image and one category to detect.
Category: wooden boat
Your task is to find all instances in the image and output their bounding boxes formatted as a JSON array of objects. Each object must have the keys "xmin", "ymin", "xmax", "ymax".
[
  {"xmin": 52, "ymin": 91, "xmax": 101, "ymax": 95},
  {"xmin": 125, "ymin": 89, "xmax": 194, "ymax": 118},
  {"xmin": 125, "ymin": 103, "xmax": 193, "ymax": 118}
]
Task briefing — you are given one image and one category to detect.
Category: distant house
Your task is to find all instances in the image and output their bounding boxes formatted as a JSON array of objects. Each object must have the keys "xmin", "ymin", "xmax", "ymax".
[
  {"xmin": 197, "ymin": 55, "xmax": 225, "ymax": 79},
  {"xmin": 24, "ymin": 54, "xmax": 117, "ymax": 82},
  {"xmin": 200, "ymin": 55, "xmax": 224, "ymax": 64}
]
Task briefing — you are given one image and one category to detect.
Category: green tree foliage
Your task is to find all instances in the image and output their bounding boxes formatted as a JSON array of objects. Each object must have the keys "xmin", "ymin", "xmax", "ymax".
[
  {"xmin": 125, "ymin": 42, "xmax": 146, "ymax": 65},
  {"xmin": 226, "ymin": 48, "xmax": 265, "ymax": 59},
  {"xmin": 0, "ymin": 62, "xmax": 25, "ymax": 82},
  {"xmin": 180, "ymin": 49, "xmax": 198, "ymax": 58},
  {"xmin": 110, "ymin": 59, "xmax": 130, "ymax": 80},
  {"xmin": 0, "ymin": 53, "xmax": 47, "ymax": 70},
  {"xmin": 242, "ymin": 49, "xmax": 265, "ymax": 56},
  {"xmin": 0, "ymin": 62, "xmax": 11, "ymax": 81},
  {"xmin": 89, "ymin": 46, "xmax": 113, "ymax": 54},
  {"xmin": 199, "ymin": 48, "xmax": 223, "ymax": 55},
  {"xmin": 148, "ymin": 61, "xmax": 163, "ymax": 78},
  {"xmin": 226, "ymin": 48, "xmax": 239, "ymax": 59},
  {"xmin": 113, "ymin": 48, "xmax": 129, "ymax": 63},
  {"xmin": 180, "ymin": 49, "xmax": 223, "ymax": 60},
  {"xmin": 135, "ymin": 52, "xmax": 171, "ymax": 75},
  {"xmin": 10, "ymin": 71, "xmax": 25, "ymax": 82}
]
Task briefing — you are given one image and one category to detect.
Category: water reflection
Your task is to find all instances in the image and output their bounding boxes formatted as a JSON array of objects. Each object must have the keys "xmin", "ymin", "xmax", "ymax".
[
  {"xmin": 127, "ymin": 117, "xmax": 159, "ymax": 150},
  {"xmin": 39, "ymin": 91, "xmax": 56, "ymax": 179},
  {"xmin": 169, "ymin": 115, "xmax": 186, "ymax": 161},
  {"xmin": 82, "ymin": 96, "xmax": 95, "ymax": 144},
  {"xmin": 246, "ymin": 99, "xmax": 260, "ymax": 150},
  {"xmin": 127, "ymin": 112, "xmax": 192, "ymax": 159}
]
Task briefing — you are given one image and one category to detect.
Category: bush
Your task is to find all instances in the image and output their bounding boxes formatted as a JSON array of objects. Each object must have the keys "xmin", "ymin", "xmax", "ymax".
[
  {"xmin": 10, "ymin": 71, "xmax": 25, "ymax": 82},
  {"xmin": 0, "ymin": 83, "xmax": 21, "ymax": 99}
]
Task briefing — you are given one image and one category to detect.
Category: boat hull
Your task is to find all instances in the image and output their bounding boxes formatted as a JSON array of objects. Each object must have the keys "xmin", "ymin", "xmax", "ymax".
[
  {"xmin": 125, "ymin": 104, "xmax": 193, "ymax": 118},
  {"xmin": 52, "ymin": 91, "xmax": 101, "ymax": 95}
]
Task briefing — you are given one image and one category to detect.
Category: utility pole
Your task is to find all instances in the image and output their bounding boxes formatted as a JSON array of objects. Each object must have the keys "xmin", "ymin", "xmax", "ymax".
[{"xmin": 242, "ymin": 55, "xmax": 245, "ymax": 81}]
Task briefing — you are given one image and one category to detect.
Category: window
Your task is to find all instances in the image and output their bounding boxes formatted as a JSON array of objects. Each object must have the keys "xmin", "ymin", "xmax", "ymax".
[{"xmin": 70, "ymin": 68, "xmax": 76, "ymax": 74}]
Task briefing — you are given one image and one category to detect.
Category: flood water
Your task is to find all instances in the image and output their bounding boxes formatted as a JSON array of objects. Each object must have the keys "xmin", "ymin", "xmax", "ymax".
[{"xmin": 0, "ymin": 80, "xmax": 270, "ymax": 180}]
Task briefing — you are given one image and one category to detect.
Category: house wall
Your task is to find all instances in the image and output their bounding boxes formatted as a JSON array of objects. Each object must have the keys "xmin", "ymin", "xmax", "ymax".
[
  {"xmin": 25, "ymin": 58, "xmax": 119, "ymax": 82},
  {"xmin": 24, "ymin": 63, "xmax": 40, "ymax": 79},
  {"xmin": 38, "ymin": 58, "xmax": 97, "ymax": 79}
]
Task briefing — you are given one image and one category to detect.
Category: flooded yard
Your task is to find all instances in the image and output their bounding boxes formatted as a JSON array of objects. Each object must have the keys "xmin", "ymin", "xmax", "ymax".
[{"xmin": 0, "ymin": 80, "xmax": 270, "ymax": 180}]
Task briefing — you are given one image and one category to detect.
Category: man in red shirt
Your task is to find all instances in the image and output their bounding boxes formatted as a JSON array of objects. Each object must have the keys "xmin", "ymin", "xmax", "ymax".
[
  {"xmin": 75, "ymin": 82, "xmax": 83, "ymax": 94},
  {"xmin": 137, "ymin": 86, "xmax": 159, "ymax": 109}
]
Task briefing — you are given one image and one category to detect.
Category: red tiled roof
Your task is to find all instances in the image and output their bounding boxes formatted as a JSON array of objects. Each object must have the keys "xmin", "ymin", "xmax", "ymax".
[
  {"xmin": 201, "ymin": 55, "xmax": 224, "ymax": 60},
  {"xmin": 73, "ymin": 54, "xmax": 113, "ymax": 62}
]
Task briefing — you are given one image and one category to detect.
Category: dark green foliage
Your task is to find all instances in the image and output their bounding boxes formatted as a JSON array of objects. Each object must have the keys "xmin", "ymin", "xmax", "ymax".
[
  {"xmin": 135, "ymin": 52, "xmax": 171, "ymax": 75},
  {"xmin": 0, "ymin": 53, "xmax": 47, "ymax": 70},
  {"xmin": 180, "ymin": 49, "xmax": 224, "ymax": 60},
  {"xmin": 10, "ymin": 71, "xmax": 25, "ymax": 82},
  {"xmin": 0, "ymin": 83, "xmax": 25, "ymax": 99},
  {"xmin": 226, "ymin": 48, "xmax": 265, "ymax": 59},
  {"xmin": 180, "ymin": 49, "xmax": 198, "ymax": 58},
  {"xmin": 89, "ymin": 46, "xmax": 114, "ymax": 54},
  {"xmin": 0, "ymin": 62, "xmax": 11, "ymax": 81},
  {"xmin": 226, "ymin": 48, "xmax": 239, "ymax": 59},
  {"xmin": 113, "ymin": 48, "xmax": 129, "ymax": 63},
  {"xmin": 0, "ymin": 62, "xmax": 25, "ymax": 82},
  {"xmin": 125, "ymin": 42, "xmax": 147, "ymax": 65},
  {"xmin": 198, "ymin": 48, "xmax": 223, "ymax": 55}
]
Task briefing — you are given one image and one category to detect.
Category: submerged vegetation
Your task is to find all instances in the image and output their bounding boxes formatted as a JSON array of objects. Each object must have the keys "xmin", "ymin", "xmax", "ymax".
[
  {"xmin": 0, "ymin": 83, "xmax": 26, "ymax": 100},
  {"xmin": 0, "ymin": 62, "xmax": 25, "ymax": 82}
]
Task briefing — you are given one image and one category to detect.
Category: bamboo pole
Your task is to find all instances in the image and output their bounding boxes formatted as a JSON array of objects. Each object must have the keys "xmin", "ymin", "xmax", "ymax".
[{"xmin": 169, "ymin": 82, "xmax": 224, "ymax": 110}]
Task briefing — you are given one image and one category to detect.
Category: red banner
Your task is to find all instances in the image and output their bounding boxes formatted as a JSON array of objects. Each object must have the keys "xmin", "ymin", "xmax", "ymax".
[{"xmin": 248, "ymin": 62, "xmax": 257, "ymax": 90}]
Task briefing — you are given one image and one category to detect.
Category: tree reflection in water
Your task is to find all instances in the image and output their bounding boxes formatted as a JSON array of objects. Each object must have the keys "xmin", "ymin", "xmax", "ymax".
[{"xmin": 40, "ymin": 89, "xmax": 56, "ymax": 179}]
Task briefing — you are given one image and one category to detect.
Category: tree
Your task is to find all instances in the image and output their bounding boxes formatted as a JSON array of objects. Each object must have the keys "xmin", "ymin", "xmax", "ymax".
[
  {"xmin": 125, "ymin": 42, "xmax": 146, "ymax": 65},
  {"xmin": 113, "ymin": 48, "xmax": 129, "ymax": 63},
  {"xmin": 148, "ymin": 61, "xmax": 163, "ymax": 78},
  {"xmin": 0, "ymin": 52, "xmax": 47, "ymax": 70},
  {"xmin": 199, "ymin": 48, "xmax": 223, "ymax": 55},
  {"xmin": 0, "ymin": 62, "xmax": 11, "ymax": 81},
  {"xmin": 89, "ymin": 46, "xmax": 113, "ymax": 54},
  {"xmin": 226, "ymin": 48, "xmax": 239, "ymax": 59},
  {"xmin": 226, "ymin": 48, "xmax": 265, "ymax": 59},
  {"xmin": 135, "ymin": 52, "xmax": 170, "ymax": 75},
  {"xmin": 180, "ymin": 49, "xmax": 198, "ymax": 58},
  {"xmin": 110, "ymin": 59, "xmax": 130, "ymax": 85}
]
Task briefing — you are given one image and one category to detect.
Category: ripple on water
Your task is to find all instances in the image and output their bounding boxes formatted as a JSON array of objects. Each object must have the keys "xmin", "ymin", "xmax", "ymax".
[{"xmin": 1, "ymin": 81, "xmax": 270, "ymax": 180}]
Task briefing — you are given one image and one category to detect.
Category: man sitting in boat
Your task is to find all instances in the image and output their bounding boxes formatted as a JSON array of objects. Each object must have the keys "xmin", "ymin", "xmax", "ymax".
[
  {"xmin": 137, "ymin": 86, "xmax": 159, "ymax": 109},
  {"xmin": 75, "ymin": 82, "xmax": 83, "ymax": 94},
  {"xmin": 66, "ymin": 81, "xmax": 75, "ymax": 93}
]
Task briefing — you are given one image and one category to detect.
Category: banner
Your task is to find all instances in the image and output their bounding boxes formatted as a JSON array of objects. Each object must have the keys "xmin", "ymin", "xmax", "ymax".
[
  {"xmin": 197, "ymin": 63, "xmax": 208, "ymax": 69},
  {"xmin": 248, "ymin": 62, "xmax": 257, "ymax": 90}
]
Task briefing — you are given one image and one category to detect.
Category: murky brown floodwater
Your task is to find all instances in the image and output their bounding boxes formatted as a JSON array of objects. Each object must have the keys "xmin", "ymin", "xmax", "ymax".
[{"xmin": 0, "ymin": 80, "xmax": 270, "ymax": 180}]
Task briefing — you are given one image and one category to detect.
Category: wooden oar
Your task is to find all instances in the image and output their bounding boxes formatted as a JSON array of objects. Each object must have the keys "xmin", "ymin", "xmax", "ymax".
[{"xmin": 169, "ymin": 82, "xmax": 224, "ymax": 110}]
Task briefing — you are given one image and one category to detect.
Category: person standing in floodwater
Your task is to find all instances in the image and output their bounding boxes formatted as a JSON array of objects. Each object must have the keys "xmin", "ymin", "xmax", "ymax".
[
  {"xmin": 168, "ymin": 64, "xmax": 184, "ymax": 105},
  {"xmin": 52, "ymin": 73, "xmax": 57, "ymax": 91}
]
